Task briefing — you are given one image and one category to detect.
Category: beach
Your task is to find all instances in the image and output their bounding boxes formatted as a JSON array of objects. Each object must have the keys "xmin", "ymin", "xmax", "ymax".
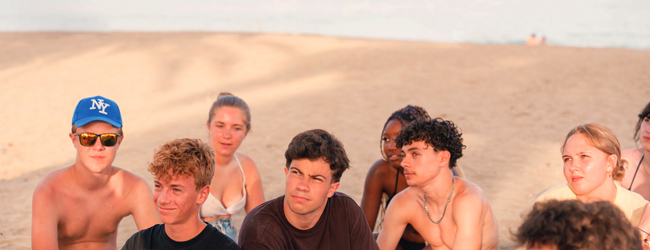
[{"xmin": 0, "ymin": 32, "xmax": 649, "ymax": 249}]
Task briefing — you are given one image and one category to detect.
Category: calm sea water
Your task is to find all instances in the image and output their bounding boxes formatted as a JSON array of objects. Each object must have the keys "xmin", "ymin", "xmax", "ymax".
[{"xmin": 2, "ymin": 0, "xmax": 649, "ymax": 50}]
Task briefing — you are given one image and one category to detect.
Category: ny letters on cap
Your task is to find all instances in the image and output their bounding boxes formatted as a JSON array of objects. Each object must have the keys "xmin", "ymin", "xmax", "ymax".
[{"xmin": 72, "ymin": 95, "xmax": 123, "ymax": 128}]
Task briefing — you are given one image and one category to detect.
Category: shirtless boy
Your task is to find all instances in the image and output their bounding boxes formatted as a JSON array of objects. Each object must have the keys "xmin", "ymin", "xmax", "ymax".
[
  {"xmin": 377, "ymin": 118, "xmax": 498, "ymax": 250},
  {"xmin": 32, "ymin": 96, "xmax": 161, "ymax": 250}
]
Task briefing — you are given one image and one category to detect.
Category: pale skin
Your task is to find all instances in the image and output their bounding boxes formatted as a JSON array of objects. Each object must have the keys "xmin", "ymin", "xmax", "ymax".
[
  {"xmin": 377, "ymin": 141, "xmax": 498, "ymax": 250},
  {"xmin": 283, "ymin": 158, "xmax": 340, "ymax": 230},
  {"xmin": 620, "ymin": 115, "xmax": 650, "ymax": 200},
  {"xmin": 153, "ymin": 172, "xmax": 210, "ymax": 242},
  {"xmin": 31, "ymin": 121, "xmax": 160, "ymax": 250},
  {"xmin": 202, "ymin": 106, "xmax": 264, "ymax": 222},
  {"xmin": 559, "ymin": 133, "xmax": 650, "ymax": 249}
]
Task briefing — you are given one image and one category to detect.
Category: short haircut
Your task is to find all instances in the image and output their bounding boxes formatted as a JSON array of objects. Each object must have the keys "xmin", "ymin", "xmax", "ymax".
[
  {"xmin": 634, "ymin": 101, "xmax": 650, "ymax": 142},
  {"xmin": 515, "ymin": 199, "xmax": 642, "ymax": 250},
  {"xmin": 380, "ymin": 105, "xmax": 430, "ymax": 160},
  {"xmin": 285, "ymin": 129, "xmax": 350, "ymax": 183},
  {"xmin": 207, "ymin": 92, "xmax": 251, "ymax": 131},
  {"xmin": 561, "ymin": 123, "xmax": 626, "ymax": 181},
  {"xmin": 395, "ymin": 117, "xmax": 465, "ymax": 168},
  {"xmin": 148, "ymin": 138, "xmax": 215, "ymax": 190}
]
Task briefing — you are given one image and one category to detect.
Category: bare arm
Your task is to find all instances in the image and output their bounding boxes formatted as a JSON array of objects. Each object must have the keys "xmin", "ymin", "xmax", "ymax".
[
  {"xmin": 376, "ymin": 194, "xmax": 409, "ymax": 250},
  {"xmin": 451, "ymin": 193, "xmax": 485, "ymax": 250},
  {"xmin": 129, "ymin": 177, "xmax": 161, "ymax": 230},
  {"xmin": 361, "ymin": 160, "xmax": 387, "ymax": 230},
  {"xmin": 240, "ymin": 155, "xmax": 265, "ymax": 213},
  {"xmin": 637, "ymin": 203, "xmax": 650, "ymax": 247},
  {"xmin": 32, "ymin": 182, "xmax": 59, "ymax": 250}
]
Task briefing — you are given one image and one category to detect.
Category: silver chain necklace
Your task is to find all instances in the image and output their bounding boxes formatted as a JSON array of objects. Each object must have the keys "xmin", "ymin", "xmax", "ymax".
[{"xmin": 423, "ymin": 177, "xmax": 455, "ymax": 224}]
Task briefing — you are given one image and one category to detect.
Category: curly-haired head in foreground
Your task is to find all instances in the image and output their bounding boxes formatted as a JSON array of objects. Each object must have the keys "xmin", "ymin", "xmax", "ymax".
[
  {"xmin": 148, "ymin": 138, "xmax": 216, "ymax": 190},
  {"xmin": 515, "ymin": 199, "xmax": 642, "ymax": 250},
  {"xmin": 395, "ymin": 117, "xmax": 465, "ymax": 168}
]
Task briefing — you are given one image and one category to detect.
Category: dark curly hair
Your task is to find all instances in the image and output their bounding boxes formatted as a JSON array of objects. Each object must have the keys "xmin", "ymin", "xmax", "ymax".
[
  {"xmin": 285, "ymin": 129, "xmax": 350, "ymax": 183},
  {"xmin": 395, "ymin": 117, "xmax": 465, "ymax": 169},
  {"xmin": 148, "ymin": 138, "xmax": 216, "ymax": 190},
  {"xmin": 380, "ymin": 105, "xmax": 430, "ymax": 160},
  {"xmin": 515, "ymin": 200, "xmax": 642, "ymax": 250},
  {"xmin": 634, "ymin": 101, "xmax": 650, "ymax": 143}
]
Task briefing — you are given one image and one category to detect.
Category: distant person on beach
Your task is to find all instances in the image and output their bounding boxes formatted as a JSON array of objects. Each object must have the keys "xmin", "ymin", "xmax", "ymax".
[
  {"xmin": 535, "ymin": 123, "xmax": 650, "ymax": 244},
  {"xmin": 540, "ymin": 36, "xmax": 547, "ymax": 45},
  {"xmin": 621, "ymin": 102, "xmax": 650, "ymax": 200},
  {"xmin": 238, "ymin": 129, "xmax": 379, "ymax": 250},
  {"xmin": 361, "ymin": 105, "xmax": 460, "ymax": 250},
  {"xmin": 515, "ymin": 199, "xmax": 643, "ymax": 250},
  {"xmin": 200, "ymin": 92, "xmax": 265, "ymax": 242},
  {"xmin": 526, "ymin": 34, "xmax": 539, "ymax": 46},
  {"xmin": 122, "ymin": 138, "xmax": 239, "ymax": 250},
  {"xmin": 376, "ymin": 118, "xmax": 499, "ymax": 250},
  {"xmin": 31, "ymin": 96, "xmax": 161, "ymax": 250}
]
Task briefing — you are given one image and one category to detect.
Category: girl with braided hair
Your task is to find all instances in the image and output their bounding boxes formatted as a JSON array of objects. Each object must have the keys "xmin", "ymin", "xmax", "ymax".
[{"xmin": 360, "ymin": 105, "xmax": 460, "ymax": 250}]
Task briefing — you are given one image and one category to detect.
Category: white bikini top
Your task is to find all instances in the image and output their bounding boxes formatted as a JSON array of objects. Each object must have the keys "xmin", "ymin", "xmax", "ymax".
[{"xmin": 200, "ymin": 155, "xmax": 247, "ymax": 217}]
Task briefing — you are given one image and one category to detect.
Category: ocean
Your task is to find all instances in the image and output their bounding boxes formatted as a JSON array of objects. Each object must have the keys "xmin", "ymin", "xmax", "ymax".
[{"xmin": 1, "ymin": 0, "xmax": 649, "ymax": 50}]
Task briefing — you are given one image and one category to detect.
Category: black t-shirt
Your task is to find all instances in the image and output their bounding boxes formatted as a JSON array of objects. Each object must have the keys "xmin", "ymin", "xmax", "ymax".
[
  {"xmin": 122, "ymin": 223, "xmax": 239, "ymax": 250},
  {"xmin": 238, "ymin": 192, "xmax": 379, "ymax": 250}
]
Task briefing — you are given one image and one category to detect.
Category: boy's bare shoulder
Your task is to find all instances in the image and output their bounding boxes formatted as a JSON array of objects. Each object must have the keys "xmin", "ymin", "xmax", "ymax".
[
  {"xmin": 453, "ymin": 178, "xmax": 490, "ymax": 205},
  {"xmin": 33, "ymin": 166, "xmax": 73, "ymax": 196}
]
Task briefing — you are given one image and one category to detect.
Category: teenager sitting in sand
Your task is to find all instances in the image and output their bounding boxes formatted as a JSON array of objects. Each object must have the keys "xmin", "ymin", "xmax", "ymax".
[
  {"xmin": 199, "ymin": 93, "xmax": 265, "ymax": 242},
  {"xmin": 515, "ymin": 199, "xmax": 643, "ymax": 250},
  {"xmin": 377, "ymin": 118, "xmax": 498, "ymax": 250},
  {"xmin": 32, "ymin": 96, "xmax": 160, "ymax": 250},
  {"xmin": 536, "ymin": 123, "xmax": 650, "ymax": 244},
  {"xmin": 238, "ymin": 129, "xmax": 379, "ymax": 250},
  {"xmin": 123, "ymin": 138, "xmax": 239, "ymax": 250},
  {"xmin": 621, "ymin": 101, "xmax": 650, "ymax": 200},
  {"xmin": 361, "ymin": 105, "xmax": 460, "ymax": 250}
]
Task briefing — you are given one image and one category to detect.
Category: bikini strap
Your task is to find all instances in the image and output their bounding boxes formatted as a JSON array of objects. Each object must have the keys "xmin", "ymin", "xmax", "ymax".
[
  {"xmin": 629, "ymin": 155, "xmax": 645, "ymax": 191},
  {"xmin": 386, "ymin": 168, "xmax": 400, "ymax": 205}
]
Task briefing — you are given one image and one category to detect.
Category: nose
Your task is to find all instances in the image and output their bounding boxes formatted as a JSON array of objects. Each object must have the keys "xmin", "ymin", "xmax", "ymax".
[
  {"xmin": 296, "ymin": 177, "xmax": 309, "ymax": 192},
  {"xmin": 156, "ymin": 189, "xmax": 170, "ymax": 204},
  {"xmin": 91, "ymin": 137, "xmax": 105, "ymax": 150},
  {"xmin": 401, "ymin": 157, "xmax": 410, "ymax": 168}
]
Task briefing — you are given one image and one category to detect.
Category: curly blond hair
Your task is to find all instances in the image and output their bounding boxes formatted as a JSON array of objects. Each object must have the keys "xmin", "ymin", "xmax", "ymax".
[{"xmin": 148, "ymin": 138, "xmax": 215, "ymax": 190}]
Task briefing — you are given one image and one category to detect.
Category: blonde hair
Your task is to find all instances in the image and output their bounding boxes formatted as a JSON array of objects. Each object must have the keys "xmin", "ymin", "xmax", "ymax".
[
  {"xmin": 561, "ymin": 123, "xmax": 627, "ymax": 181},
  {"xmin": 148, "ymin": 138, "xmax": 215, "ymax": 190}
]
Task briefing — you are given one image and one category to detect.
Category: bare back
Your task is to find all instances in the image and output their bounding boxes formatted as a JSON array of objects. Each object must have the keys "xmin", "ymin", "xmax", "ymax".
[
  {"xmin": 32, "ymin": 166, "xmax": 160, "ymax": 250},
  {"xmin": 378, "ymin": 178, "xmax": 498, "ymax": 250}
]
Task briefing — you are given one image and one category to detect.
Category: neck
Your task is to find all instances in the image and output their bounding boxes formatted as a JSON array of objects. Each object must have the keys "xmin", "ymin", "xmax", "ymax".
[
  {"xmin": 214, "ymin": 152, "xmax": 235, "ymax": 166},
  {"xmin": 421, "ymin": 170, "xmax": 455, "ymax": 205},
  {"xmin": 72, "ymin": 163, "xmax": 112, "ymax": 190},
  {"xmin": 576, "ymin": 180, "xmax": 617, "ymax": 203},
  {"xmin": 164, "ymin": 214, "xmax": 206, "ymax": 242},
  {"xmin": 283, "ymin": 196, "xmax": 326, "ymax": 230}
]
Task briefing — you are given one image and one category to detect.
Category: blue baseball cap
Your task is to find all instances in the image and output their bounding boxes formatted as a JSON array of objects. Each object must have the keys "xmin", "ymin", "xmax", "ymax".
[{"xmin": 72, "ymin": 95, "xmax": 122, "ymax": 128}]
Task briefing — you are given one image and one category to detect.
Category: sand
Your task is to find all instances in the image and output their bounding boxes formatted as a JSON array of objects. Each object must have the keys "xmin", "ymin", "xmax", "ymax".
[{"xmin": 0, "ymin": 32, "xmax": 649, "ymax": 249}]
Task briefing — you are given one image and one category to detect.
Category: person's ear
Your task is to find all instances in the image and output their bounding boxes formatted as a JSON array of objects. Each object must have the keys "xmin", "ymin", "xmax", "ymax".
[
  {"xmin": 326, "ymin": 182, "xmax": 340, "ymax": 198},
  {"xmin": 439, "ymin": 150, "xmax": 451, "ymax": 168},
  {"xmin": 197, "ymin": 185, "xmax": 210, "ymax": 205},
  {"xmin": 69, "ymin": 133, "xmax": 77, "ymax": 149}
]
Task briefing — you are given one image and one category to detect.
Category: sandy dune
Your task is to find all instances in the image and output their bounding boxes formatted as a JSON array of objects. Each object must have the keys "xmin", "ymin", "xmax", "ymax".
[{"xmin": 0, "ymin": 32, "xmax": 648, "ymax": 249}]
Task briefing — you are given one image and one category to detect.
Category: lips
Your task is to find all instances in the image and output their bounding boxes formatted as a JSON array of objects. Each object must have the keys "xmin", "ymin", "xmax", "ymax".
[
  {"xmin": 571, "ymin": 176, "xmax": 583, "ymax": 182},
  {"xmin": 158, "ymin": 207, "xmax": 175, "ymax": 213},
  {"xmin": 403, "ymin": 172, "xmax": 414, "ymax": 179},
  {"xmin": 291, "ymin": 195, "xmax": 309, "ymax": 203}
]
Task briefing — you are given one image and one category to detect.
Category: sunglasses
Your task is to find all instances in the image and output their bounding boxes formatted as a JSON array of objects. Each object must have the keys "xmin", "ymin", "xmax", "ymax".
[{"xmin": 74, "ymin": 133, "xmax": 121, "ymax": 147}]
